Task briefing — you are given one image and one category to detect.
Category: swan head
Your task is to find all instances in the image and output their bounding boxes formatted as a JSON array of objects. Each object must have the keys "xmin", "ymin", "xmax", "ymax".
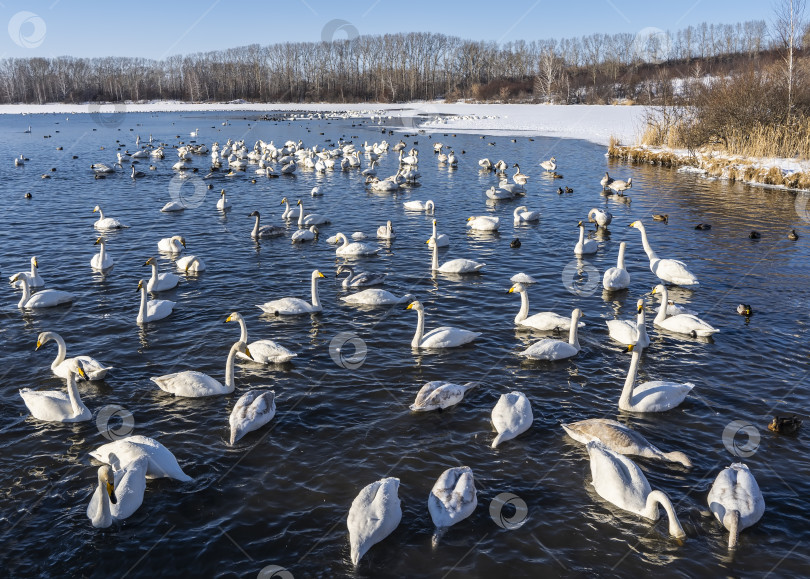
[
  {"xmin": 636, "ymin": 299, "xmax": 644, "ymax": 313},
  {"xmin": 577, "ymin": 221, "xmax": 584, "ymax": 227},
  {"xmin": 137, "ymin": 279, "xmax": 144, "ymax": 291},
  {"xmin": 651, "ymin": 284, "xmax": 666, "ymax": 296},
  {"xmin": 92, "ymin": 205, "xmax": 101, "ymax": 213},
  {"xmin": 296, "ymin": 200, "xmax": 302, "ymax": 206},
  {"xmin": 31, "ymin": 256, "xmax": 38, "ymax": 267},
  {"xmin": 144, "ymin": 257, "xmax": 157, "ymax": 266},
  {"xmin": 66, "ymin": 358, "xmax": 88, "ymax": 380},
  {"xmin": 35, "ymin": 331, "xmax": 56, "ymax": 350},
  {"xmin": 225, "ymin": 312, "xmax": 242, "ymax": 324},
  {"xmin": 249, "ymin": 210, "xmax": 260, "ymax": 218},
  {"xmin": 572, "ymin": 308, "xmax": 583, "ymax": 321},
  {"xmin": 172, "ymin": 236, "xmax": 186, "ymax": 247},
  {"xmin": 220, "ymin": 189, "xmax": 226, "ymax": 197},
  {"xmin": 280, "ymin": 197, "xmax": 288, "ymax": 205},
  {"xmin": 312, "ymin": 270, "xmax": 325, "ymax": 280},
  {"xmin": 98, "ymin": 464, "xmax": 117, "ymax": 504},
  {"xmin": 94, "ymin": 237, "xmax": 105, "ymax": 246},
  {"xmin": 336, "ymin": 265, "xmax": 353, "ymax": 276},
  {"xmin": 405, "ymin": 300, "xmax": 423, "ymax": 312},
  {"xmin": 629, "ymin": 220, "xmax": 642, "ymax": 229},
  {"xmin": 508, "ymin": 283, "xmax": 525, "ymax": 294}
]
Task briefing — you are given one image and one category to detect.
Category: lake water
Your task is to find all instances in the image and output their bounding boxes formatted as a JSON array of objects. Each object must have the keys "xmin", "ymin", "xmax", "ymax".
[{"xmin": 1, "ymin": 109, "xmax": 809, "ymax": 578}]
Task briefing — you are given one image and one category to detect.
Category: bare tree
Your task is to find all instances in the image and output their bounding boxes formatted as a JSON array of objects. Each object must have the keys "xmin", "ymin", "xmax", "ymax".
[
  {"xmin": 536, "ymin": 46, "xmax": 560, "ymax": 103},
  {"xmin": 774, "ymin": 0, "xmax": 806, "ymax": 122}
]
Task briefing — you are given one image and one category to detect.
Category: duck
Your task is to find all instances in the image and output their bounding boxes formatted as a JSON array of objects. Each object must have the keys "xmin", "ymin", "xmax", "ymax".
[
  {"xmin": 291, "ymin": 226, "xmax": 318, "ymax": 243},
  {"xmin": 157, "ymin": 235, "xmax": 186, "ymax": 254},
  {"xmin": 574, "ymin": 221, "xmax": 598, "ymax": 255},
  {"xmin": 19, "ymin": 359, "xmax": 90, "ymax": 422},
  {"xmin": 510, "ymin": 238, "xmax": 521, "ymax": 248},
  {"xmin": 768, "ymin": 416, "xmax": 802, "ymax": 434},
  {"xmin": 89, "ymin": 434, "xmax": 192, "ymax": 481},
  {"xmin": 466, "ymin": 215, "xmax": 499, "ymax": 232},
  {"xmin": 491, "ymin": 391, "xmax": 533, "ymax": 448},
  {"xmin": 749, "ymin": 231, "xmax": 761, "ymax": 239},
  {"xmin": 160, "ymin": 201, "xmax": 185, "ymax": 212},
  {"xmin": 36, "ymin": 331, "xmax": 112, "ymax": 381},
  {"xmin": 341, "ymin": 288, "xmax": 414, "ymax": 306},
  {"xmin": 93, "ymin": 205, "xmax": 128, "ymax": 230},
  {"xmin": 10, "ymin": 256, "xmax": 44, "ymax": 287},
  {"xmin": 136, "ymin": 279, "xmax": 175, "ymax": 323},
  {"xmin": 561, "ymin": 419, "xmax": 691, "ymax": 467},
  {"xmin": 410, "ymin": 381, "xmax": 477, "ymax": 412},
  {"xmin": 280, "ymin": 197, "xmax": 302, "ymax": 219},
  {"xmin": 540, "ymin": 156, "xmax": 557, "ymax": 172},
  {"xmin": 602, "ymin": 242, "xmax": 630, "ymax": 290},
  {"xmin": 151, "ymin": 340, "xmax": 251, "ymax": 397},
  {"xmin": 788, "ymin": 229, "xmax": 799, "ymax": 240},
  {"xmin": 619, "ymin": 344, "xmax": 694, "ymax": 412},
  {"xmin": 176, "ymin": 255, "xmax": 205, "ymax": 273},
  {"xmin": 606, "ymin": 299, "xmax": 650, "ymax": 348},
  {"xmin": 652, "ymin": 285, "xmax": 718, "ymax": 336},
  {"xmin": 347, "ymin": 477, "xmax": 402, "ymax": 566},
  {"xmin": 427, "ymin": 219, "xmax": 450, "ymax": 248},
  {"xmin": 216, "ymin": 189, "xmax": 231, "ymax": 210},
  {"xmin": 428, "ymin": 466, "xmax": 477, "ymax": 546},
  {"xmin": 509, "ymin": 283, "xmax": 584, "ymax": 331},
  {"xmin": 333, "ymin": 232, "xmax": 380, "ymax": 257},
  {"xmin": 629, "ymin": 221, "xmax": 699, "ymax": 286},
  {"xmin": 249, "ymin": 211, "xmax": 285, "ymax": 239},
  {"xmin": 10, "ymin": 274, "xmax": 73, "ymax": 309},
  {"xmin": 518, "ymin": 309, "xmax": 584, "ymax": 361},
  {"xmin": 707, "ymin": 463, "xmax": 765, "ymax": 550},
  {"xmin": 406, "ymin": 300, "xmax": 481, "ymax": 349},
  {"xmin": 586, "ymin": 441, "xmax": 686, "ymax": 539},
  {"xmin": 377, "ymin": 221, "xmax": 396, "ymax": 240},
  {"xmin": 297, "ymin": 200, "xmax": 330, "ymax": 226},
  {"xmin": 90, "ymin": 237, "xmax": 114, "ymax": 271},
  {"xmin": 86, "ymin": 455, "xmax": 148, "ymax": 528},
  {"xmin": 653, "ymin": 214, "xmax": 669, "ymax": 223},
  {"xmin": 588, "ymin": 208, "xmax": 613, "ymax": 228},
  {"xmin": 600, "ymin": 172, "xmax": 615, "ymax": 190},
  {"xmin": 225, "ymin": 311, "xmax": 297, "ymax": 364},
  {"xmin": 144, "ymin": 257, "xmax": 179, "ymax": 292},
  {"xmin": 513, "ymin": 206, "xmax": 540, "ymax": 223},
  {"xmin": 608, "ymin": 177, "xmax": 632, "ymax": 195},
  {"xmin": 257, "ymin": 270, "xmax": 325, "ymax": 315},
  {"xmin": 229, "ymin": 390, "xmax": 276, "ymax": 445},
  {"xmin": 403, "ymin": 199, "xmax": 435, "ymax": 212},
  {"xmin": 429, "ymin": 237, "xmax": 484, "ymax": 273},
  {"xmin": 695, "ymin": 223, "xmax": 712, "ymax": 230},
  {"xmin": 736, "ymin": 304, "xmax": 753, "ymax": 316}
]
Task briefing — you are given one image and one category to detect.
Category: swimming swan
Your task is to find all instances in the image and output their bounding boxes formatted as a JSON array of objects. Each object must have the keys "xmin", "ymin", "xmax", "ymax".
[
  {"xmin": 336, "ymin": 265, "xmax": 386, "ymax": 288},
  {"xmin": 428, "ymin": 466, "xmax": 477, "ymax": 546},
  {"xmin": 157, "ymin": 235, "xmax": 186, "ymax": 254},
  {"xmin": 144, "ymin": 257, "xmax": 179, "ymax": 292},
  {"xmin": 518, "ymin": 309, "xmax": 583, "ymax": 361},
  {"xmin": 89, "ymin": 435, "xmax": 192, "ymax": 481},
  {"xmin": 429, "ymin": 236, "xmax": 484, "ymax": 273},
  {"xmin": 91, "ymin": 237, "xmax": 114, "ymax": 271},
  {"xmin": 602, "ymin": 242, "xmax": 630, "ymax": 290},
  {"xmin": 37, "ymin": 331, "xmax": 112, "ymax": 381},
  {"xmin": 491, "ymin": 391, "xmax": 533, "ymax": 448},
  {"xmin": 410, "ymin": 381, "xmax": 477, "ymax": 412},
  {"xmin": 341, "ymin": 289, "xmax": 413, "ymax": 306},
  {"xmin": 606, "ymin": 299, "xmax": 650, "ymax": 348},
  {"xmin": 427, "ymin": 219, "xmax": 450, "ymax": 248},
  {"xmin": 225, "ymin": 311, "xmax": 297, "ymax": 363},
  {"xmin": 651, "ymin": 285, "xmax": 717, "ymax": 336},
  {"xmin": 19, "ymin": 359, "xmax": 90, "ymax": 422},
  {"xmin": 629, "ymin": 221, "xmax": 699, "ymax": 286},
  {"xmin": 136, "ymin": 279, "xmax": 175, "ymax": 323},
  {"xmin": 10, "ymin": 274, "xmax": 73, "ymax": 308},
  {"xmin": 574, "ymin": 221, "xmax": 598, "ymax": 255},
  {"xmin": 619, "ymin": 344, "xmax": 694, "ymax": 412},
  {"xmin": 87, "ymin": 455, "xmax": 148, "ymax": 528},
  {"xmin": 151, "ymin": 340, "xmax": 251, "ymax": 397},
  {"xmin": 250, "ymin": 211, "xmax": 285, "ymax": 239},
  {"xmin": 403, "ymin": 199, "xmax": 435, "ymax": 212},
  {"xmin": 347, "ymin": 477, "xmax": 402, "ymax": 566},
  {"xmin": 176, "ymin": 255, "xmax": 206, "ymax": 273},
  {"xmin": 93, "ymin": 205, "xmax": 128, "ymax": 230},
  {"xmin": 509, "ymin": 283, "xmax": 584, "ymax": 331},
  {"xmin": 257, "ymin": 270, "xmax": 324, "ymax": 315},
  {"xmin": 707, "ymin": 463, "xmax": 765, "ymax": 550},
  {"xmin": 466, "ymin": 216, "xmax": 499, "ymax": 232},
  {"xmin": 406, "ymin": 300, "xmax": 481, "ymax": 349},
  {"xmin": 10, "ymin": 256, "xmax": 44, "ymax": 287},
  {"xmin": 334, "ymin": 232, "xmax": 380, "ymax": 256},
  {"xmin": 513, "ymin": 206, "xmax": 540, "ymax": 223},
  {"xmin": 229, "ymin": 390, "xmax": 276, "ymax": 445},
  {"xmin": 377, "ymin": 220, "xmax": 396, "ymax": 240}
]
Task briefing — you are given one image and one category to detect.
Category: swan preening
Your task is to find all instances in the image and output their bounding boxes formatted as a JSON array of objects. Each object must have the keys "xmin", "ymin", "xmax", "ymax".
[
  {"xmin": 652, "ymin": 285, "xmax": 718, "ymax": 337},
  {"xmin": 348, "ymin": 477, "xmax": 402, "ymax": 566},
  {"xmin": 707, "ymin": 463, "xmax": 765, "ymax": 550},
  {"xmin": 587, "ymin": 441, "xmax": 686, "ymax": 539},
  {"xmin": 406, "ymin": 300, "xmax": 480, "ymax": 349},
  {"xmin": 257, "ymin": 269, "xmax": 324, "ymax": 315},
  {"xmin": 629, "ymin": 221, "xmax": 699, "ymax": 286},
  {"xmin": 509, "ymin": 283, "xmax": 583, "ymax": 331},
  {"xmin": 403, "ymin": 199, "xmax": 435, "ymax": 212},
  {"xmin": 37, "ymin": 331, "xmax": 112, "ymax": 380},
  {"xmin": 518, "ymin": 309, "xmax": 583, "ymax": 361},
  {"xmin": 513, "ymin": 206, "xmax": 540, "ymax": 223},
  {"xmin": 410, "ymin": 381, "xmax": 477, "ymax": 411},
  {"xmin": 151, "ymin": 340, "xmax": 251, "ymax": 397},
  {"xmin": 225, "ymin": 311, "xmax": 297, "ymax": 363},
  {"xmin": 20, "ymin": 358, "xmax": 90, "ymax": 422},
  {"xmin": 176, "ymin": 255, "xmax": 206, "ymax": 272},
  {"xmin": 491, "ymin": 391, "xmax": 533, "ymax": 448},
  {"xmin": 588, "ymin": 208, "xmax": 613, "ymax": 228},
  {"xmin": 89, "ymin": 434, "xmax": 192, "ymax": 481}
]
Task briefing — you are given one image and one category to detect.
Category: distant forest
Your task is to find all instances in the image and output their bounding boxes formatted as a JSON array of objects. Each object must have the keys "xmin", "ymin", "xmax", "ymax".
[{"xmin": 0, "ymin": 20, "xmax": 786, "ymax": 105}]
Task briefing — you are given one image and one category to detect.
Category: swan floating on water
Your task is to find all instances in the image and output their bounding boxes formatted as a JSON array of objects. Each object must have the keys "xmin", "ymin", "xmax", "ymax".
[
  {"xmin": 651, "ymin": 285, "xmax": 717, "ymax": 337},
  {"xmin": 491, "ymin": 391, "xmax": 533, "ymax": 448},
  {"xmin": 176, "ymin": 255, "xmax": 205, "ymax": 272},
  {"xmin": 574, "ymin": 221, "xmax": 598, "ymax": 255},
  {"xmin": 10, "ymin": 256, "xmax": 44, "ymax": 287},
  {"xmin": 513, "ymin": 206, "xmax": 540, "ymax": 223},
  {"xmin": 20, "ymin": 359, "xmax": 90, "ymax": 422},
  {"xmin": 250, "ymin": 211, "xmax": 285, "ymax": 239},
  {"xmin": 87, "ymin": 454, "xmax": 148, "ymax": 528},
  {"xmin": 37, "ymin": 331, "xmax": 112, "ymax": 381},
  {"xmin": 157, "ymin": 235, "xmax": 186, "ymax": 254},
  {"xmin": 403, "ymin": 199, "xmax": 435, "ymax": 212},
  {"xmin": 629, "ymin": 221, "xmax": 699, "ymax": 286},
  {"xmin": 518, "ymin": 309, "xmax": 583, "ymax": 361},
  {"xmin": 10, "ymin": 274, "xmax": 73, "ymax": 308},
  {"xmin": 602, "ymin": 242, "xmax": 630, "ymax": 290},
  {"xmin": 427, "ymin": 219, "xmax": 450, "ymax": 248},
  {"xmin": 509, "ymin": 283, "xmax": 583, "ymax": 331},
  {"xmin": 93, "ymin": 205, "xmax": 128, "ymax": 230},
  {"xmin": 291, "ymin": 226, "xmax": 318, "ymax": 243},
  {"xmin": 619, "ymin": 343, "xmax": 694, "ymax": 412},
  {"xmin": 144, "ymin": 257, "xmax": 179, "ymax": 292},
  {"xmin": 428, "ymin": 466, "xmax": 477, "ymax": 546},
  {"xmin": 606, "ymin": 299, "xmax": 650, "ymax": 348},
  {"xmin": 136, "ymin": 279, "xmax": 175, "ymax": 323},
  {"xmin": 216, "ymin": 189, "xmax": 231, "ymax": 210},
  {"xmin": 257, "ymin": 270, "xmax": 324, "ymax": 315},
  {"xmin": 429, "ymin": 235, "xmax": 484, "ymax": 273},
  {"xmin": 229, "ymin": 390, "xmax": 276, "ymax": 445},
  {"xmin": 348, "ymin": 477, "xmax": 402, "ymax": 566},
  {"xmin": 151, "ymin": 340, "xmax": 250, "ymax": 397},
  {"xmin": 588, "ymin": 208, "xmax": 613, "ymax": 228},
  {"xmin": 466, "ymin": 215, "xmax": 499, "ymax": 231},
  {"xmin": 334, "ymin": 232, "xmax": 380, "ymax": 257},
  {"xmin": 225, "ymin": 311, "xmax": 297, "ymax": 363},
  {"xmin": 91, "ymin": 237, "xmax": 114, "ymax": 271},
  {"xmin": 406, "ymin": 300, "xmax": 480, "ymax": 349},
  {"xmin": 337, "ymin": 265, "xmax": 385, "ymax": 288},
  {"xmin": 377, "ymin": 220, "xmax": 396, "ymax": 240},
  {"xmin": 90, "ymin": 435, "xmax": 192, "ymax": 481},
  {"xmin": 341, "ymin": 288, "xmax": 413, "ymax": 306},
  {"xmin": 707, "ymin": 462, "xmax": 765, "ymax": 550}
]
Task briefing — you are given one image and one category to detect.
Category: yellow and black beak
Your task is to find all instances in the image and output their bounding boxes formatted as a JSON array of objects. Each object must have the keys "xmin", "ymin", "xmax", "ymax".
[
  {"xmin": 107, "ymin": 480, "xmax": 117, "ymax": 504},
  {"xmin": 225, "ymin": 314, "xmax": 233, "ymax": 323},
  {"xmin": 508, "ymin": 287, "xmax": 515, "ymax": 294},
  {"xmin": 35, "ymin": 339, "xmax": 43, "ymax": 350},
  {"xmin": 317, "ymin": 271, "xmax": 325, "ymax": 278},
  {"xmin": 406, "ymin": 303, "xmax": 415, "ymax": 310},
  {"xmin": 651, "ymin": 286, "xmax": 658, "ymax": 295},
  {"xmin": 627, "ymin": 344, "xmax": 635, "ymax": 352},
  {"xmin": 243, "ymin": 346, "xmax": 253, "ymax": 360},
  {"xmin": 637, "ymin": 303, "xmax": 643, "ymax": 313},
  {"xmin": 137, "ymin": 280, "xmax": 143, "ymax": 291},
  {"xmin": 77, "ymin": 366, "xmax": 88, "ymax": 380},
  {"xmin": 33, "ymin": 259, "xmax": 38, "ymax": 267}
]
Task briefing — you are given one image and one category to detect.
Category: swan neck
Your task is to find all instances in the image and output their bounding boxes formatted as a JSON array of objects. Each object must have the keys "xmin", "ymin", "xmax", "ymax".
[
  {"xmin": 52, "ymin": 334, "xmax": 67, "ymax": 370},
  {"xmin": 298, "ymin": 203, "xmax": 304, "ymax": 225},
  {"xmin": 17, "ymin": 278, "xmax": 30, "ymax": 307},
  {"xmin": 149, "ymin": 262, "xmax": 158, "ymax": 284},
  {"xmin": 578, "ymin": 226, "xmax": 585, "ymax": 244},
  {"xmin": 515, "ymin": 290, "xmax": 529, "ymax": 323},
  {"xmin": 619, "ymin": 348, "xmax": 642, "ymax": 409},
  {"xmin": 636, "ymin": 309, "xmax": 648, "ymax": 342},
  {"xmin": 98, "ymin": 242, "xmax": 107, "ymax": 263},
  {"xmin": 568, "ymin": 314, "xmax": 580, "ymax": 347},
  {"xmin": 617, "ymin": 243, "xmax": 626, "ymax": 269},
  {"xmin": 31, "ymin": 261, "xmax": 38, "ymax": 277},
  {"xmin": 252, "ymin": 215, "xmax": 260, "ymax": 237},
  {"xmin": 412, "ymin": 308, "xmax": 425, "ymax": 348},
  {"xmin": 138, "ymin": 284, "xmax": 147, "ymax": 320},
  {"xmin": 66, "ymin": 371, "xmax": 84, "ymax": 416},
  {"xmin": 225, "ymin": 344, "xmax": 238, "ymax": 389},
  {"xmin": 431, "ymin": 241, "xmax": 439, "ymax": 271},
  {"xmin": 97, "ymin": 472, "xmax": 112, "ymax": 525},
  {"xmin": 646, "ymin": 490, "xmax": 685, "ymax": 538},
  {"xmin": 97, "ymin": 208, "xmax": 105, "ymax": 220},
  {"xmin": 237, "ymin": 317, "xmax": 248, "ymax": 343},
  {"xmin": 311, "ymin": 275, "xmax": 321, "ymax": 308},
  {"xmin": 725, "ymin": 509, "xmax": 740, "ymax": 549},
  {"xmin": 654, "ymin": 287, "xmax": 669, "ymax": 324},
  {"xmin": 637, "ymin": 224, "xmax": 657, "ymax": 260}
]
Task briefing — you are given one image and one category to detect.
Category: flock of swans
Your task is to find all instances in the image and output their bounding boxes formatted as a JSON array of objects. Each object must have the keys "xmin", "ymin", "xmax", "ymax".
[{"xmin": 9, "ymin": 121, "xmax": 767, "ymax": 568}]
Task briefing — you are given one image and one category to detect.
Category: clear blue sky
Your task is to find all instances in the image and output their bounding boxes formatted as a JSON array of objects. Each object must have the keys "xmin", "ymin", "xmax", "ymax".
[{"xmin": 2, "ymin": 1, "xmax": 776, "ymax": 60}]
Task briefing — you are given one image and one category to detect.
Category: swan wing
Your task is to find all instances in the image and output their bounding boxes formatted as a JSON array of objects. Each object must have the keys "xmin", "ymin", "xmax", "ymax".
[
  {"xmin": 90, "ymin": 436, "xmax": 192, "ymax": 481},
  {"xmin": 420, "ymin": 327, "xmax": 480, "ymax": 349},
  {"xmin": 151, "ymin": 371, "xmax": 227, "ymax": 397},
  {"xmin": 242, "ymin": 339, "xmax": 297, "ymax": 364},
  {"xmin": 25, "ymin": 289, "xmax": 74, "ymax": 308},
  {"xmin": 257, "ymin": 297, "xmax": 314, "ymax": 315},
  {"xmin": 19, "ymin": 389, "xmax": 84, "ymax": 422},
  {"xmin": 629, "ymin": 380, "xmax": 694, "ymax": 412},
  {"xmin": 586, "ymin": 441, "xmax": 650, "ymax": 515},
  {"xmin": 438, "ymin": 259, "xmax": 485, "ymax": 273},
  {"xmin": 653, "ymin": 259, "xmax": 699, "ymax": 285},
  {"xmin": 428, "ymin": 467, "xmax": 477, "ymax": 528},
  {"xmin": 519, "ymin": 339, "xmax": 578, "ymax": 361},
  {"xmin": 491, "ymin": 391, "xmax": 533, "ymax": 447},
  {"xmin": 110, "ymin": 455, "xmax": 148, "ymax": 520},
  {"xmin": 348, "ymin": 477, "xmax": 402, "ymax": 565}
]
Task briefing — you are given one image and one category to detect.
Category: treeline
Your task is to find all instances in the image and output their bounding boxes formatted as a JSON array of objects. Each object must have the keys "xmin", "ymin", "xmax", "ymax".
[{"xmin": 0, "ymin": 20, "xmax": 776, "ymax": 105}]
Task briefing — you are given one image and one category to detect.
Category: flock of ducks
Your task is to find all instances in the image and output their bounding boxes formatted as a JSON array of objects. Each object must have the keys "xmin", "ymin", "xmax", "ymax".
[{"xmin": 9, "ymin": 120, "xmax": 791, "ymax": 569}]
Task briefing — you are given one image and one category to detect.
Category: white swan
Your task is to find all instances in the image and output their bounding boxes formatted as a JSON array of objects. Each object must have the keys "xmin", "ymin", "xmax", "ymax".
[
  {"xmin": 608, "ymin": 177, "xmax": 632, "ymax": 195},
  {"xmin": 37, "ymin": 331, "xmax": 112, "ymax": 381},
  {"xmin": 297, "ymin": 200, "xmax": 330, "ymax": 226},
  {"xmin": 19, "ymin": 359, "xmax": 90, "ymax": 422},
  {"xmin": 410, "ymin": 381, "xmax": 477, "ymax": 412},
  {"xmin": 427, "ymin": 219, "xmax": 450, "ymax": 248},
  {"xmin": 334, "ymin": 232, "xmax": 380, "ymax": 257},
  {"xmin": 144, "ymin": 257, "xmax": 179, "ymax": 292},
  {"xmin": 93, "ymin": 205, "xmax": 128, "ymax": 230},
  {"xmin": 497, "ymin": 179, "xmax": 525, "ymax": 196},
  {"xmin": 629, "ymin": 221, "xmax": 699, "ymax": 286},
  {"xmin": 225, "ymin": 311, "xmax": 297, "ymax": 364},
  {"xmin": 513, "ymin": 206, "xmax": 540, "ymax": 223},
  {"xmin": 341, "ymin": 289, "xmax": 413, "ymax": 306},
  {"xmin": 136, "ymin": 279, "xmax": 175, "ymax": 323},
  {"xmin": 337, "ymin": 265, "xmax": 385, "ymax": 288},
  {"xmin": 406, "ymin": 300, "xmax": 481, "ymax": 349},
  {"xmin": 428, "ymin": 466, "xmax": 477, "ymax": 546},
  {"xmin": 291, "ymin": 226, "xmax": 318, "ymax": 243},
  {"xmin": 216, "ymin": 189, "xmax": 231, "ymax": 210},
  {"xmin": 540, "ymin": 156, "xmax": 557, "ymax": 172},
  {"xmin": 403, "ymin": 199, "xmax": 435, "ymax": 212},
  {"xmin": 429, "ymin": 237, "xmax": 484, "ymax": 274},
  {"xmin": 491, "ymin": 391, "xmax": 533, "ymax": 448},
  {"xmin": 160, "ymin": 201, "xmax": 185, "ymax": 212},
  {"xmin": 606, "ymin": 299, "xmax": 650, "ymax": 348},
  {"xmin": 250, "ymin": 211, "xmax": 285, "ymax": 239},
  {"xmin": 347, "ymin": 477, "xmax": 402, "ymax": 566},
  {"xmin": 377, "ymin": 221, "xmax": 396, "ymax": 240},
  {"xmin": 151, "ymin": 340, "xmax": 250, "ymax": 397},
  {"xmin": 588, "ymin": 208, "xmax": 613, "ymax": 228},
  {"xmin": 176, "ymin": 255, "xmax": 206, "ymax": 273},
  {"xmin": 91, "ymin": 237, "xmax": 114, "ymax": 271},
  {"xmin": 90, "ymin": 435, "xmax": 192, "ymax": 481},
  {"xmin": 10, "ymin": 274, "xmax": 73, "ymax": 308},
  {"xmin": 561, "ymin": 419, "xmax": 691, "ymax": 467},
  {"xmin": 87, "ymin": 454, "xmax": 148, "ymax": 528},
  {"xmin": 586, "ymin": 441, "xmax": 686, "ymax": 538},
  {"xmin": 518, "ymin": 309, "xmax": 583, "ymax": 361},
  {"xmin": 603, "ymin": 242, "xmax": 630, "ymax": 290},
  {"xmin": 257, "ymin": 270, "xmax": 324, "ymax": 315},
  {"xmin": 651, "ymin": 285, "xmax": 718, "ymax": 336},
  {"xmin": 280, "ymin": 197, "xmax": 301, "ymax": 219},
  {"xmin": 466, "ymin": 215, "xmax": 499, "ymax": 231},
  {"xmin": 157, "ymin": 235, "xmax": 186, "ymax": 254},
  {"xmin": 229, "ymin": 390, "xmax": 276, "ymax": 445},
  {"xmin": 509, "ymin": 283, "xmax": 583, "ymax": 331},
  {"xmin": 707, "ymin": 463, "xmax": 765, "ymax": 550},
  {"xmin": 574, "ymin": 221, "xmax": 598, "ymax": 255},
  {"xmin": 619, "ymin": 344, "xmax": 694, "ymax": 412},
  {"xmin": 485, "ymin": 185, "xmax": 516, "ymax": 200},
  {"xmin": 10, "ymin": 256, "xmax": 43, "ymax": 287}
]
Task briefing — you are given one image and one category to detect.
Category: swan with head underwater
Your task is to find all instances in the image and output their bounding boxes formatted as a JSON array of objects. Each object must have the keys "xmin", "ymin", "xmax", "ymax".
[
  {"xmin": 151, "ymin": 340, "xmax": 252, "ymax": 397},
  {"xmin": 136, "ymin": 279, "xmax": 175, "ymax": 323},
  {"xmin": 586, "ymin": 440, "xmax": 686, "ymax": 539},
  {"xmin": 257, "ymin": 269, "xmax": 325, "ymax": 315},
  {"xmin": 707, "ymin": 462, "xmax": 765, "ymax": 550},
  {"xmin": 225, "ymin": 311, "xmax": 297, "ymax": 364},
  {"xmin": 518, "ymin": 309, "xmax": 584, "ymax": 361},
  {"xmin": 606, "ymin": 299, "xmax": 650, "ymax": 349},
  {"xmin": 10, "ymin": 274, "xmax": 74, "ymax": 308},
  {"xmin": 629, "ymin": 221, "xmax": 699, "ymax": 286},
  {"xmin": 406, "ymin": 300, "xmax": 481, "ymax": 349},
  {"xmin": 651, "ymin": 285, "xmax": 718, "ymax": 337},
  {"xmin": 19, "ymin": 359, "xmax": 91, "ymax": 422},
  {"xmin": 36, "ymin": 331, "xmax": 112, "ymax": 381},
  {"xmin": 618, "ymin": 343, "xmax": 694, "ymax": 412},
  {"xmin": 509, "ymin": 283, "xmax": 584, "ymax": 331},
  {"xmin": 429, "ymin": 235, "xmax": 484, "ymax": 274},
  {"xmin": 428, "ymin": 466, "xmax": 478, "ymax": 547},
  {"xmin": 229, "ymin": 389, "xmax": 276, "ymax": 445},
  {"xmin": 10, "ymin": 256, "xmax": 44, "ymax": 287}
]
